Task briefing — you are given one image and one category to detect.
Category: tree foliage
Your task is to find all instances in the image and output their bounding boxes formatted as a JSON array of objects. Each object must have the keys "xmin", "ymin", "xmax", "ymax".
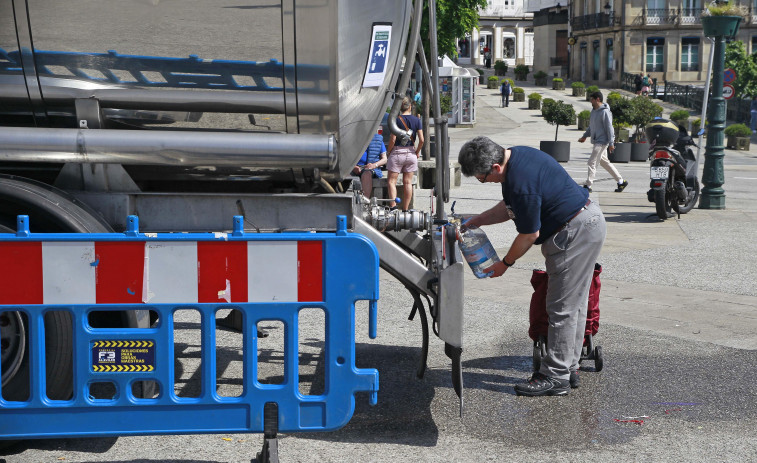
[
  {"xmin": 542, "ymin": 101, "xmax": 576, "ymax": 141},
  {"xmin": 422, "ymin": 0, "xmax": 488, "ymax": 60},
  {"xmin": 725, "ymin": 40, "xmax": 757, "ymax": 98},
  {"xmin": 628, "ymin": 96, "xmax": 663, "ymax": 138}
]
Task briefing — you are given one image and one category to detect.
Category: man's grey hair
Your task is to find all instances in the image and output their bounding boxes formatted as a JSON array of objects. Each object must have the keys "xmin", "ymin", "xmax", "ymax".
[{"xmin": 457, "ymin": 136, "xmax": 505, "ymax": 176}]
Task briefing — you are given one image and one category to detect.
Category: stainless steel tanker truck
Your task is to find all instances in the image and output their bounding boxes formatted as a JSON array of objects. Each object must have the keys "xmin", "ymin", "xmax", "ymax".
[{"xmin": 0, "ymin": 0, "xmax": 464, "ymax": 459}]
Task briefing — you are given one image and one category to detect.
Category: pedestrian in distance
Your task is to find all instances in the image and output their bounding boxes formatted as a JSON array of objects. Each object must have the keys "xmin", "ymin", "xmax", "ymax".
[
  {"xmin": 578, "ymin": 91, "xmax": 627, "ymax": 193},
  {"xmin": 501, "ymin": 80, "xmax": 512, "ymax": 108},
  {"xmin": 353, "ymin": 128, "xmax": 387, "ymax": 198},
  {"xmin": 641, "ymin": 74, "xmax": 651, "ymax": 96},
  {"xmin": 386, "ymin": 96, "xmax": 424, "ymax": 211},
  {"xmin": 458, "ymin": 136, "xmax": 607, "ymax": 396},
  {"xmin": 634, "ymin": 73, "xmax": 643, "ymax": 96},
  {"xmin": 750, "ymin": 95, "xmax": 757, "ymax": 133}
]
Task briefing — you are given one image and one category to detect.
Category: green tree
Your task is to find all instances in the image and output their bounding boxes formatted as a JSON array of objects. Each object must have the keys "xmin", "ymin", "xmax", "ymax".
[
  {"xmin": 421, "ymin": 0, "xmax": 488, "ymax": 60},
  {"xmin": 725, "ymin": 41, "xmax": 757, "ymax": 98},
  {"xmin": 542, "ymin": 101, "xmax": 576, "ymax": 141}
]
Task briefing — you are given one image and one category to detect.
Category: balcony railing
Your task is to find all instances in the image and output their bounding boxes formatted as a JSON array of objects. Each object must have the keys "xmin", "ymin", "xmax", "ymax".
[
  {"xmin": 571, "ymin": 12, "xmax": 619, "ymax": 30},
  {"xmin": 679, "ymin": 8, "xmax": 705, "ymax": 24},
  {"xmin": 644, "ymin": 8, "xmax": 678, "ymax": 25}
]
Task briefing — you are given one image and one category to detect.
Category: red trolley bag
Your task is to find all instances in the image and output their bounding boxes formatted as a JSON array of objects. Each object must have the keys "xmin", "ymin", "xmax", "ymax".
[{"xmin": 528, "ymin": 263, "xmax": 604, "ymax": 372}]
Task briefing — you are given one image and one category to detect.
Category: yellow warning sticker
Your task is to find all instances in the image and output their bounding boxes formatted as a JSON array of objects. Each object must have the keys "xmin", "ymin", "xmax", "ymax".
[{"xmin": 92, "ymin": 340, "xmax": 155, "ymax": 373}]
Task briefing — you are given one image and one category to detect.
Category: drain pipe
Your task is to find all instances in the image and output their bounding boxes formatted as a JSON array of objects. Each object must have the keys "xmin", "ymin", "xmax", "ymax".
[{"xmin": 387, "ymin": 0, "xmax": 424, "ymax": 142}]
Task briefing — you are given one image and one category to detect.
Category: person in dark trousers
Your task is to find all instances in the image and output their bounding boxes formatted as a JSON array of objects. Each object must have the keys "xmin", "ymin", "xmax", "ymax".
[
  {"xmin": 458, "ymin": 137, "xmax": 607, "ymax": 396},
  {"xmin": 501, "ymin": 80, "xmax": 512, "ymax": 107},
  {"xmin": 634, "ymin": 73, "xmax": 643, "ymax": 95},
  {"xmin": 578, "ymin": 91, "xmax": 627, "ymax": 193}
]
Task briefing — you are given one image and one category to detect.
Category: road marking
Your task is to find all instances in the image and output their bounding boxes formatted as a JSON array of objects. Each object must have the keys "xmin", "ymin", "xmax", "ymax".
[{"xmin": 733, "ymin": 177, "xmax": 757, "ymax": 180}]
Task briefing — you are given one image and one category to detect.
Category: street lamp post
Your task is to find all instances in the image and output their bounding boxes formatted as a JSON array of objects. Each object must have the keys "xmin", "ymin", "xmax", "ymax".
[{"xmin": 699, "ymin": 13, "xmax": 742, "ymax": 209}]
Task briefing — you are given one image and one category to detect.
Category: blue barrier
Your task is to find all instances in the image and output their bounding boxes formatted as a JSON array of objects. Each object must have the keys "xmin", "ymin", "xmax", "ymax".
[{"xmin": 0, "ymin": 215, "xmax": 379, "ymax": 439}]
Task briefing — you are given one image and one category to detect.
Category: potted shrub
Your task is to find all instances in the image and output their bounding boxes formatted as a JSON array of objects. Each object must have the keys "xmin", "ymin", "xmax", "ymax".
[
  {"xmin": 691, "ymin": 117, "xmax": 706, "ymax": 136},
  {"xmin": 670, "ymin": 109, "xmax": 691, "ymax": 130},
  {"xmin": 627, "ymin": 96, "xmax": 663, "ymax": 161},
  {"xmin": 514, "ymin": 64, "xmax": 530, "ymax": 81},
  {"xmin": 541, "ymin": 98, "xmax": 556, "ymax": 117},
  {"xmin": 533, "ymin": 70, "xmax": 548, "ymax": 86},
  {"xmin": 528, "ymin": 92, "xmax": 542, "ymax": 110},
  {"xmin": 512, "ymin": 87, "xmax": 526, "ymax": 102},
  {"xmin": 572, "ymin": 81, "xmax": 586, "ymax": 97},
  {"xmin": 494, "ymin": 59, "xmax": 508, "ymax": 76},
  {"xmin": 577, "ymin": 110, "xmax": 591, "ymax": 131},
  {"xmin": 701, "ymin": 1, "xmax": 746, "ymax": 39},
  {"xmin": 487, "ymin": 75, "xmax": 499, "ymax": 89},
  {"xmin": 585, "ymin": 85, "xmax": 599, "ymax": 101},
  {"xmin": 539, "ymin": 100, "xmax": 576, "ymax": 162},
  {"xmin": 552, "ymin": 78, "xmax": 565, "ymax": 90},
  {"xmin": 607, "ymin": 92, "xmax": 632, "ymax": 162},
  {"xmin": 476, "ymin": 68, "xmax": 485, "ymax": 84},
  {"xmin": 725, "ymin": 123, "xmax": 752, "ymax": 150}
]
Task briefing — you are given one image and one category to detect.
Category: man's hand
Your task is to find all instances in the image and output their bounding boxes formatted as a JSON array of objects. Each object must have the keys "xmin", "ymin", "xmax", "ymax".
[
  {"xmin": 608, "ymin": 144, "xmax": 615, "ymax": 153},
  {"xmin": 484, "ymin": 261, "xmax": 507, "ymax": 278},
  {"xmin": 578, "ymin": 137, "xmax": 587, "ymax": 143}
]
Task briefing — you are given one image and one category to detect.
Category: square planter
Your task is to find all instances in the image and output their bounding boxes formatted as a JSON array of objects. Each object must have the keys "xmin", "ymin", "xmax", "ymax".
[
  {"xmin": 528, "ymin": 99, "xmax": 541, "ymax": 110},
  {"xmin": 727, "ymin": 135, "xmax": 751, "ymax": 150},
  {"xmin": 487, "ymin": 80, "xmax": 499, "ymax": 89},
  {"xmin": 577, "ymin": 117, "xmax": 590, "ymax": 131},
  {"xmin": 572, "ymin": 87, "xmax": 585, "ymax": 97},
  {"xmin": 539, "ymin": 141, "xmax": 571, "ymax": 162},
  {"xmin": 553, "ymin": 81, "xmax": 565, "ymax": 90},
  {"xmin": 702, "ymin": 15, "xmax": 742, "ymax": 39},
  {"xmin": 534, "ymin": 77, "xmax": 548, "ymax": 86},
  {"xmin": 609, "ymin": 143, "xmax": 631, "ymax": 163},
  {"xmin": 513, "ymin": 92, "xmax": 525, "ymax": 102},
  {"xmin": 631, "ymin": 142, "xmax": 649, "ymax": 161}
]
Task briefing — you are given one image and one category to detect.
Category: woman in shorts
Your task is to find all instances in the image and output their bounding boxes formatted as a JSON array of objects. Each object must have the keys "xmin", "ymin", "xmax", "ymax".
[{"xmin": 386, "ymin": 96, "xmax": 424, "ymax": 211}]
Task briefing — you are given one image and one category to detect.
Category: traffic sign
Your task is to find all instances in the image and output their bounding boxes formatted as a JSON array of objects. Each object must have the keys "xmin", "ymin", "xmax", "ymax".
[
  {"xmin": 723, "ymin": 84, "xmax": 735, "ymax": 100},
  {"xmin": 724, "ymin": 68, "xmax": 736, "ymax": 85}
]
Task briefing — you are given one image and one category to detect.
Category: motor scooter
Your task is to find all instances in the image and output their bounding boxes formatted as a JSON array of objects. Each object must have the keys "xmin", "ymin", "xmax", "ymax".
[{"xmin": 645, "ymin": 120, "xmax": 700, "ymax": 221}]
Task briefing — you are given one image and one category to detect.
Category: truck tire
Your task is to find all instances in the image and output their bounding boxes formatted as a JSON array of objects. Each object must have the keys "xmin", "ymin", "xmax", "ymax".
[{"xmin": 0, "ymin": 176, "xmax": 112, "ymax": 404}]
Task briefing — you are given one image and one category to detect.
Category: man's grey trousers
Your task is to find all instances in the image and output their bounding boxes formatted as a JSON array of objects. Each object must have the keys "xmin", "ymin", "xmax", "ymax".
[{"xmin": 539, "ymin": 201, "xmax": 606, "ymax": 381}]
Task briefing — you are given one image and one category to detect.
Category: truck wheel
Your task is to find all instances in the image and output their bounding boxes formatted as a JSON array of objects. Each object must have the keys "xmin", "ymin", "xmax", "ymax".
[{"xmin": 0, "ymin": 176, "xmax": 112, "ymax": 403}]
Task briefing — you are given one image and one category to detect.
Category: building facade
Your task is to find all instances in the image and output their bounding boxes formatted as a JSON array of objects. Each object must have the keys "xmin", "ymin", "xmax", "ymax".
[
  {"xmin": 456, "ymin": 0, "xmax": 535, "ymax": 67},
  {"xmin": 570, "ymin": 0, "xmax": 757, "ymax": 86},
  {"xmin": 531, "ymin": 0, "xmax": 757, "ymax": 86}
]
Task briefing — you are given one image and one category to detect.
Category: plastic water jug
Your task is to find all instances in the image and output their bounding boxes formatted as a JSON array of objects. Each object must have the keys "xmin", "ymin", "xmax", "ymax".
[{"xmin": 458, "ymin": 225, "xmax": 500, "ymax": 278}]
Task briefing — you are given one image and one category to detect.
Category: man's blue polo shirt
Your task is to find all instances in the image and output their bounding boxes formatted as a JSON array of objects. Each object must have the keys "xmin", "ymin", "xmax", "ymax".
[{"xmin": 500, "ymin": 146, "xmax": 589, "ymax": 245}]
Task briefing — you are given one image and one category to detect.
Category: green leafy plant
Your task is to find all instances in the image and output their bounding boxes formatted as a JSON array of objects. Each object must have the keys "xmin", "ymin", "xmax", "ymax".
[
  {"xmin": 494, "ymin": 60, "xmax": 508, "ymax": 75},
  {"xmin": 628, "ymin": 96, "xmax": 663, "ymax": 140},
  {"xmin": 703, "ymin": 1, "xmax": 747, "ymax": 16},
  {"xmin": 533, "ymin": 70, "xmax": 548, "ymax": 79},
  {"xmin": 724, "ymin": 123, "xmax": 752, "ymax": 137},
  {"xmin": 513, "ymin": 87, "xmax": 525, "ymax": 94},
  {"xmin": 488, "ymin": 76, "xmax": 499, "ymax": 82},
  {"xmin": 541, "ymin": 98, "xmax": 556, "ymax": 111},
  {"xmin": 669, "ymin": 110, "xmax": 691, "ymax": 127},
  {"xmin": 475, "ymin": 68, "xmax": 485, "ymax": 75},
  {"xmin": 528, "ymin": 93, "xmax": 543, "ymax": 101},
  {"xmin": 578, "ymin": 110, "xmax": 591, "ymax": 119},
  {"xmin": 586, "ymin": 85, "xmax": 600, "ymax": 94},
  {"xmin": 607, "ymin": 93, "xmax": 632, "ymax": 131},
  {"xmin": 542, "ymin": 100, "xmax": 576, "ymax": 141},
  {"xmin": 571, "ymin": 82, "xmax": 585, "ymax": 88},
  {"xmin": 514, "ymin": 64, "xmax": 530, "ymax": 80},
  {"xmin": 439, "ymin": 94, "xmax": 453, "ymax": 115},
  {"xmin": 553, "ymin": 78, "xmax": 563, "ymax": 83},
  {"xmin": 725, "ymin": 41, "xmax": 757, "ymax": 98},
  {"xmin": 501, "ymin": 78, "xmax": 515, "ymax": 86}
]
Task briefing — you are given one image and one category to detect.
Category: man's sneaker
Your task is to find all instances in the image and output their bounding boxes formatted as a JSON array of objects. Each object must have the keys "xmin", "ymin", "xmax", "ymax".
[
  {"xmin": 514, "ymin": 372, "xmax": 570, "ymax": 397},
  {"xmin": 615, "ymin": 181, "xmax": 628, "ymax": 192},
  {"xmin": 569, "ymin": 370, "xmax": 580, "ymax": 389},
  {"xmin": 583, "ymin": 185, "xmax": 592, "ymax": 193}
]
